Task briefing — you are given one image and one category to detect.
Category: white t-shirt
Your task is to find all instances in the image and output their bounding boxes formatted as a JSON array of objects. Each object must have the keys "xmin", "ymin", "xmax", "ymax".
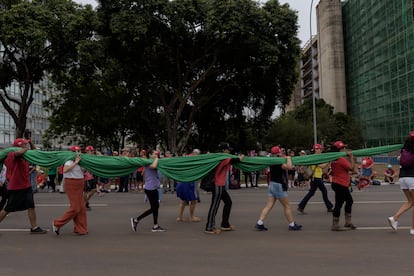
[{"xmin": 63, "ymin": 160, "xmax": 84, "ymax": 179}]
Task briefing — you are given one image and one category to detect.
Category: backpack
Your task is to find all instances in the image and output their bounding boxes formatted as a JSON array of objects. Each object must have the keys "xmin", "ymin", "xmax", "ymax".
[{"xmin": 200, "ymin": 169, "xmax": 216, "ymax": 192}]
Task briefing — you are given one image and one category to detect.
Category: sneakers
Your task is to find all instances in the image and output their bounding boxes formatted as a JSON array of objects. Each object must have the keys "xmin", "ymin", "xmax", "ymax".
[
  {"xmin": 297, "ymin": 207, "xmax": 306, "ymax": 215},
  {"xmin": 387, "ymin": 216, "xmax": 398, "ymax": 230},
  {"xmin": 288, "ymin": 223, "xmax": 302, "ymax": 231},
  {"xmin": 410, "ymin": 229, "xmax": 414, "ymax": 236},
  {"xmin": 130, "ymin": 217, "xmax": 138, "ymax": 232},
  {"xmin": 52, "ymin": 223, "xmax": 60, "ymax": 235},
  {"xmin": 344, "ymin": 223, "xmax": 357, "ymax": 229},
  {"xmin": 30, "ymin": 226, "xmax": 47, "ymax": 234},
  {"xmin": 151, "ymin": 225, "xmax": 166, "ymax": 232},
  {"xmin": 255, "ymin": 223, "xmax": 268, "ymax": 231},
  {"xmin": 220, "ymin": 225, "xmax": 235, "ymax": 231},
  {"xmin": 204, "ymin": 228, "xmax": 221, "ymax": 234}
]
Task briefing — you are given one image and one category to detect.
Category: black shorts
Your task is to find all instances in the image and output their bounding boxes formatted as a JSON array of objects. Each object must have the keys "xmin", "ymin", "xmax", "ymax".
[
  {"xmin": 85, "ymin": 179, "xmax": 97, "ymax": 191},
  {"xmin": 4, "ymin": 187, "xmax": 35, "ymax": 212}
]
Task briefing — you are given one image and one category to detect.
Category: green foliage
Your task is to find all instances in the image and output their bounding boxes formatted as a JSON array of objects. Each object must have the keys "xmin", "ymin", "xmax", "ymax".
[
  {"xmin": 0, "ymin": 0, "xmax": 95, "ymax": 137},
  {"xmin": 264, "ymin": 99, "xmax": 364, "ymax": 151}
]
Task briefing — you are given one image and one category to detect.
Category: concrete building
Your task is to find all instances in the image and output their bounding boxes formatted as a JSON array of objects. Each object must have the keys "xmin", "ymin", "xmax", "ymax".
[{"xmin": 294, "ymin": 0, "xmax": 414, "ymax": 146}]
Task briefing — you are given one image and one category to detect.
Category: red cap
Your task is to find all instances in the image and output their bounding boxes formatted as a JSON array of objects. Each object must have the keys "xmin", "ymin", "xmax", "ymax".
[
  {"xmin": 333, "ymin": 141, "xmax": 347, "ymax": 149},
  {"xmin": 85, "ymin": 145, "xmax": 95, "ymax": 151},
  {"xmin": 313, "ymin": 144, "xmax": 323, "ymax": 150},
  {"xmin": 13, "ymin": 138, "xmax": 28, "ymax": 147},
  {"xmin": 409, "ymin": 131, "xmax": 414, "ymax": 140},
  {"xmin": 70, "ymin": 145, "xmax": 81, "ymax": 152},
  {"xmin": 271, "ymin": 146, "xmax": 281, "ymax": 154}
]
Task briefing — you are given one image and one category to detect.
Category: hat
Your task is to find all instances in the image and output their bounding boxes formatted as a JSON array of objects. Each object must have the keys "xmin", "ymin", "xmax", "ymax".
[
  {"xmin": 13, "ymin": 138, "xmax": 28, "ymax": 147},
  {"xmin": 333, "ymin": 141, "xmax": 347, "ymax": 149},
  {"xmin": 313, "ymin": 144, "xmax": 323, "ymax": 150},
  {"xmin": 70, "ymin": 145, "xmax": 81, "ymax": 152},
  {"xmin": 218, "ymin": 142, "xmax": 230, "ymax": 151},
  {"xmin": 85, "ymin": 145, "xmax": 95, "ymax": 151},
  {"xmin": 409, "ymin": 131, "xmax": 414, "ymax": 140},
  {"xmin": 270, "ymin": 146, "xmax": 281, "ymax": 154},
  {"xmin": 140, "ymin": 149, "xmax": 147, "ymax": 155}
]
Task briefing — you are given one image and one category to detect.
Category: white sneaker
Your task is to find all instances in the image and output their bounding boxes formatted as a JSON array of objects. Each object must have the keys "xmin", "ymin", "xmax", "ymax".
[
  {"xmin": 410, "ymin": 229, "xmax": 414, "ymax": 236},
  {"xmin": 387, "ymin": 216, "xmax": 398, "ymax": 230}
]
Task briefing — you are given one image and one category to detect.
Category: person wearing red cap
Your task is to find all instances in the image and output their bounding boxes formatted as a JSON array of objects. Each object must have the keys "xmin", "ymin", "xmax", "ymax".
[
  {"xmin": 84, "ymin": 146, "xmax": 97, "ymax": 210},
  {"xmin": 297, "ymin": 144, "xmax": 333, "ymax": 214},
  {"xmin": 330, "ymin": 141, "xmax": 356, "ymax": 231},
  {"xmin": 53, "ymin": 145, "xmax": 88, "ymax": 235},
  {"xmin": 0, "ymin": 137, "xmax": 47, "ymax": 234},
  {"xmin": 254, "ymin": 146, "xmax": 302, "ymax": 231},
  {"xmin": 387, "ymin": 131, "xmax": 414, "ymax": 236}
]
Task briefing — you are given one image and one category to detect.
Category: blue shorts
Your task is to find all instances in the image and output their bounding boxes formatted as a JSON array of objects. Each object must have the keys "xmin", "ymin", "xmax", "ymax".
[{"xmin": 268, "ymin": 182, "xmax": 288, "ymax": 198}]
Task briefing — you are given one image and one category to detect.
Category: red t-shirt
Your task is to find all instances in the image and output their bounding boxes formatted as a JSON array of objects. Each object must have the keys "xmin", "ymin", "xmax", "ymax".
[
  {"xmin": 331, "ymin": 157, "xmax": 351, "ymax": 187},
  {"xmin": 214, "ymin": 159, "xmax": 232, "ymax": 186},
  {"xmin": 4, "ymin": 152, "xmax": 31, "ymax": 190}
]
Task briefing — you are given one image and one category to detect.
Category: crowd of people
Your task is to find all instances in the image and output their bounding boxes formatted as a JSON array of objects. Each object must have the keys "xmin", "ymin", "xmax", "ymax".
[{"xmin": 0, "ymin": 131, "xmax": 413, "ymax": 237}]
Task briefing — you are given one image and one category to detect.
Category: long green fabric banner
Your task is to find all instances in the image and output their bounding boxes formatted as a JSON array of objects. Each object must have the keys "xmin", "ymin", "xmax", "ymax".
[{"xmin": 0, "ymin": 144, "xmax": 402, "ymax": 182}]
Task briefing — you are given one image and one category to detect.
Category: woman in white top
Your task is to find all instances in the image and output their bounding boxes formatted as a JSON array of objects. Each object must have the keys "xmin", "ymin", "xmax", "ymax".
[{"xmin": 52, "ymin": 145, "xmax": 87, "ymax": 235}]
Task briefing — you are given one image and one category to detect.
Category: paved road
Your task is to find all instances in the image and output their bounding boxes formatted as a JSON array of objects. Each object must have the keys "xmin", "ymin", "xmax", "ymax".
[{"xmin": 0, "ymin": 184, "xmax": 412, "ymax": 276}]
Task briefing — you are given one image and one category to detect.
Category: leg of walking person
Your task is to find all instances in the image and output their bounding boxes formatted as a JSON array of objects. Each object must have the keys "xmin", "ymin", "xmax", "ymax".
[{"xmin": 220, "ymin": 189, "xmax": 233, "ymax": 229}]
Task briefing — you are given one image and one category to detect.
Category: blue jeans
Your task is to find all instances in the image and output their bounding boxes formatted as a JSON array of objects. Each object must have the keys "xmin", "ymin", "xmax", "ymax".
[{"xmin": 298, "ymin": 178, "xmax": 333, "ymax": 210}]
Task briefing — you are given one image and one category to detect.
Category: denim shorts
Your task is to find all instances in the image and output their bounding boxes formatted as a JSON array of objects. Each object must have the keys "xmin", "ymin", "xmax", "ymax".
[
  {"xmin": 398, "ymin": 177, "xmax": 414, "ymax": 190},
  {"xmin": 268, "ymin": 181, "xmax": 288, "ymax": 198}
]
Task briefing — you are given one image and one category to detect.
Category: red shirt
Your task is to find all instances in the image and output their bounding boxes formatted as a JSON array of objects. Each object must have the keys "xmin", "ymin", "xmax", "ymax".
[
  {"xmin": 214, "ymin": 159, "xmax": 232, "ymax": 186},
  {"xmin": 4, "ymin": 152, "xmax": 31, "ymax": 190},
  {"xmin": 331, "ymin": 157, "xmax": 351, "ymax": 187}
]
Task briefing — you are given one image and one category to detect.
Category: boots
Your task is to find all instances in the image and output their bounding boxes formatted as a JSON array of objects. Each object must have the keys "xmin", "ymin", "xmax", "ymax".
[
  {"xmin": 331, "ymin": 217, "xmax": 342, "ymax": 231},
  {"xmin": 344, "ymin": 213, "xmax": 357, "ymax": 229}
]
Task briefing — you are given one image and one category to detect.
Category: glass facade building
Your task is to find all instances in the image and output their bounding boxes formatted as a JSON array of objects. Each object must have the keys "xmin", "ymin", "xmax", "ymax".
[{"xmin": 342, "ymin": 0, "xmax": 414, "ymax": 146}]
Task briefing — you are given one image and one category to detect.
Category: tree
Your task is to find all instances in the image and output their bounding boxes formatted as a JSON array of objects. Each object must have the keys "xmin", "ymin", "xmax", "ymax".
[
  {"xmin": 0, "ymin": 0, "xmax": 95, "ymax": 138},
  {"xmin": 265, "ymin": 99, "xmax": 364, "ymax": 151},
  {"xmin": 96, "ymin": 0, "xmax": 300, "ymax": 153}
]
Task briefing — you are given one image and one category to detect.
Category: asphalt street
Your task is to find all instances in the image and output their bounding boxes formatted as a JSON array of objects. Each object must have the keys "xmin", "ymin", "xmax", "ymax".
[{"xmin": 0, "ymin": 183, "xmax": 412, "ymax": 276}]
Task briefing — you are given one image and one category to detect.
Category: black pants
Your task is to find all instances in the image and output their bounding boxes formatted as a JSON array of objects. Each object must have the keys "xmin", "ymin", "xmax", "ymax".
[
  {"xmin": 118, "ymin": 175, "xmax": 129, "ymax": 192},
  {"xmin": 205, "ymin": 186, "xmax": 232, "ymax": 231},
  {"xmin": 298, "ymin": 178, "xmax": 333, "ymax": 210},
  {"xmin": 137, "ymin": 189, "xmax": 159, "ymax": 225},
  {"xmin": 331, "ymin": 183, "xmax": 353, "ymax": 217},
  {"xmin": 0, "ymin": 184, "xmax": 8, "ymax": 210}
]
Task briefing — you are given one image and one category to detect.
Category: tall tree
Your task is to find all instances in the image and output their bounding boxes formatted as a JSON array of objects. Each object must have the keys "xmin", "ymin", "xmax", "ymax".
[
  {"xmin": 0, "ymin": 0, "xmax": 95, "ymax": 138},
  {"xmin": 97, "ymin": 0, "xmax": 300, "ymax": 153}
]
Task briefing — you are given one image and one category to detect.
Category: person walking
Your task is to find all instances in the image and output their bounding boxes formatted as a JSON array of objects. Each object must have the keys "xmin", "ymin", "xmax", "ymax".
[
  {"xmin": 255, "ymin": 146, "xmax": 302, "ymax": 231},
  {"xmin": 176, "ymin": 181, "xmax": 201, "ymax": 222},
  {"xmin": 0, "ymin": 164, "xmax": 8, "ymax": 210},
  {"xmin": 297, "ymin": 144, "xmax": 334, "ymax": 214},
  {"xmin": 53, "ymin": 145, "xmax": 88, "ymax": 235},
  {"xmin": 205, "ymin": 142, "xmax": 244, "ymax": 234},
  {"xmin": 0, "ymin": 137, "xmax": 46, "ymax": 234},
  {"xmin": 330, "ymin": 141, "xmax": 356, "ymax": 231},
  {"xmin": 84, "ymin": 145, "xmax": 97, "ymax": 210},
  {"xmin": 130, "ymin": 149, "xmax": 165, "ymax": 232},
  {"xmin": 387, "ymin": 131, "xmax": 414, "ymax": 235}
]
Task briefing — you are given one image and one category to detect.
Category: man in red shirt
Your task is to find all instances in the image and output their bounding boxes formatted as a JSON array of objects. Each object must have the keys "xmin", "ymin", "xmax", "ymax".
[
  {"xmin": 0, "ymin": 137, "xmax": 46, "ymax": 234},
  {"xmin": 205, "ymin": 142, "xmax": 244, "ymax": 234},
  {"xmin": 330, "ymin": 141, "xmax": 356, "ymax": 231}
]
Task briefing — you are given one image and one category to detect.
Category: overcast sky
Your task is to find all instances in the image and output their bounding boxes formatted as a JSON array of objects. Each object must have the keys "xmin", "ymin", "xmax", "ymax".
[{"xmin": 74, "ymin": 0, "xmax": 319, "ymax": 47}]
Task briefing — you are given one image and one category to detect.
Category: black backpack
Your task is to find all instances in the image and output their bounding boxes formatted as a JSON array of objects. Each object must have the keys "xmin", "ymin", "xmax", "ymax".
[{"xmin": 200, "ymin": 169, "xmax": 215, "ymax": 192}]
